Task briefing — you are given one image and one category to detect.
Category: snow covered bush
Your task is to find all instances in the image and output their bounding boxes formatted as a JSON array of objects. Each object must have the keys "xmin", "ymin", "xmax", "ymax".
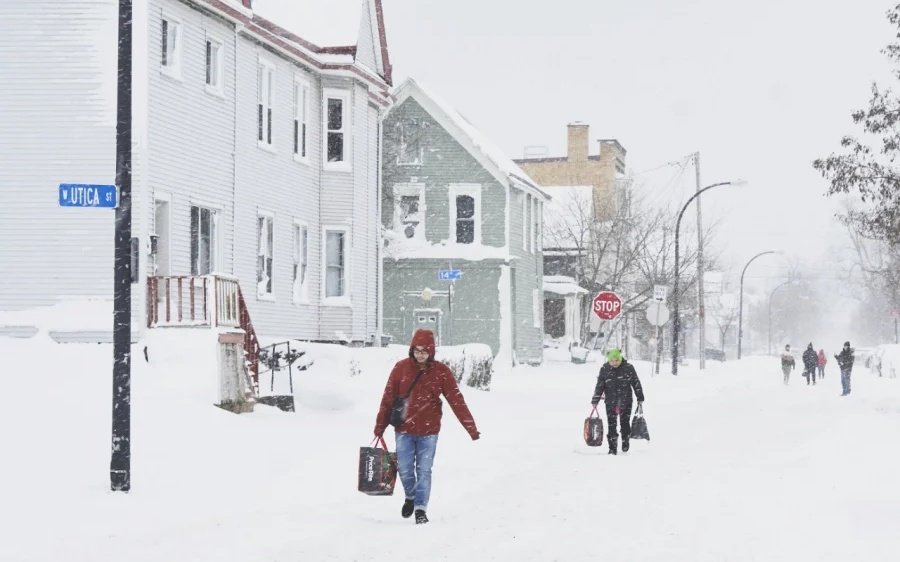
[{"xmin": 438, "ymin": 343, "xmax": 493, "ymax": 391}]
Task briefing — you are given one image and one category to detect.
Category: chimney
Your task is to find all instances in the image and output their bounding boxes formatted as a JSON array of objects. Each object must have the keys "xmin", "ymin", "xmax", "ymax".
[
  {"xmin": 242, "ymin": 0, "xmax": 253, "ymax": 8},
  {"xmin": 566, "ymin": 122, "xmax": 589, "ymax": 162},
  {"xmin": 598, "ymin": 139, "xmax": 627, "ymax": 174}
]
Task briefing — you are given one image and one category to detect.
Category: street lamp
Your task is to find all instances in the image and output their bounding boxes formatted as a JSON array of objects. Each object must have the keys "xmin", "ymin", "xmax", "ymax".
[
  {"xmin": 671, "ymin": 180, "xmax": 745, "ymax": 375},
  {"xmin": 767, "ymin": 279, "xmax": 793, "ymax": 355},
  {"xmin": 737, "ymin": 250, "xmax": 777, "ymax": 359}
]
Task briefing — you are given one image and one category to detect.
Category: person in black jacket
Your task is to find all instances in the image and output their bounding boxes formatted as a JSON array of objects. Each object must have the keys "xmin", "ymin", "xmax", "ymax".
[
  {"xmin": 835, "ymin": 341, "xmax": 855, "ymax": 396},
  {"xmin": 590, "ymin": 348, "xmax": 645, "ymax": 455},
  {"xmin": 802, "ymin": 343, "xmax": 818, "ymax": 385}
]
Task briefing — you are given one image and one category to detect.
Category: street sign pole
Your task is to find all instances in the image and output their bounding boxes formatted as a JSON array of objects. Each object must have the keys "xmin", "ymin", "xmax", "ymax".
[{"xmin": 110, "ymin": 0, "xmax": 133, "ymax": 493}]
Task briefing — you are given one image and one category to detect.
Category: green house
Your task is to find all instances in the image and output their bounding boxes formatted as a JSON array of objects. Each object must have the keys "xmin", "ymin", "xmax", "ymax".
[{"xmin": 381, "ymin": 78, "xmax": 550, "ymax": 366}]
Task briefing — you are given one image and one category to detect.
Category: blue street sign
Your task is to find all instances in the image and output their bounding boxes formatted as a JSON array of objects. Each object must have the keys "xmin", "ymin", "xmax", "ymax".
[
  {"xmin": 438, "ymin": 269, "xmax": 462, "ymax": 281},
  {"xmin": 58, "ymin": 183, "xmax": 117, "ymax": 208}
]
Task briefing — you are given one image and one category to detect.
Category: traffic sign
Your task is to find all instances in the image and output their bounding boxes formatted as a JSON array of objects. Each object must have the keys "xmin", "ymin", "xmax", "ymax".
[
  {"xmin": 646, "ymin": 301, "xmax": 670, "ymax": 326},
  {"xmin": 592, "ymin": 291, "xmax": 622, "ymax": 320},
  {"xmin": 59, "ymin": 183, "xmax": 117, "ymax": 208},
  {"xmin": 438, "ymin": 269, "xmax": 461, "ymax": 281},
  {"xmin": 653, "ymin": 285, "xmax": 668, "ymax": 302}
]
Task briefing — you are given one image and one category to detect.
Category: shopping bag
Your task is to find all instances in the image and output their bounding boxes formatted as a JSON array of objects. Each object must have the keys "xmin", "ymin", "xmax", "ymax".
[
  {"xmin": 584, "ymin": 406, "xmax": 604, "ymax": 447},
  {"xmin": 358, "ymin": 436, "xmax": 398, "ymax": 496},
  {"xmin": 630, "ymin": 403, "xmax": 650, "ymax": 441}
]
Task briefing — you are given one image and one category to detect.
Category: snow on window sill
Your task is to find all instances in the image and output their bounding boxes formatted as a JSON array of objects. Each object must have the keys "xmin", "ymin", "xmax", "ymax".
[
  {"xmin": 293, "ymin": 153, "xmax": 311, "ymax": 166},
  {"xmin": 322, "ymin": 296, "xmax": 352, "ymax": 307},
  {"xmin": 160, "ymin": 65, "xmax": 183, "ymax": 82},
  {"xmin": 323, "ymin": 161, "xmax": 352, "ymax": 173},
  {"xmin": 257, "ymin": 293, "xmax": 276, "ymax": 302},
  {"xmin": 204, "ymin": 84, "xmax": 225, "ymax": 99},
  {"xmin": 257, "ymin": 141, "xmax": 277, "ymax": 154}
]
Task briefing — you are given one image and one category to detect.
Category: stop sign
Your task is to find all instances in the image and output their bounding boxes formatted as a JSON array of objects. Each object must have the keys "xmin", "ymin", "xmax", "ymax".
[{"xmin": 592, "ymin": 291, "xmax": 622, "ymax": 320}]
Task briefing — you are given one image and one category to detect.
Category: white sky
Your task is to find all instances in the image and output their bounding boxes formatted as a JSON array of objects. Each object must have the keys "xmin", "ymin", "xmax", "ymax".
[{"xmin": 377, "ymin": 0, "xmax": 898, "ymax": 284}]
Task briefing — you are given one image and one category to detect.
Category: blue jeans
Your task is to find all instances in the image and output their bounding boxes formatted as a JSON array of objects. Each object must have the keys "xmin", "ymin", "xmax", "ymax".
[
  {"xmin": 841, "ymin": 368, "xmax": 852, "ymax": 395},
  {"xmin": 395, "ymin": 432, "xmax": 439, "ymax": 511}
]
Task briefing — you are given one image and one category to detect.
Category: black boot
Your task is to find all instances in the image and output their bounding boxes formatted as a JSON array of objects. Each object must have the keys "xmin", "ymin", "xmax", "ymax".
[
  {"xmin": 414, "ymin": 509, "xmax": 429, "ymax": 524},
  {"xmin": 401, "ymin": 499, "xmax": 414, "ymax": 519},
  {"xmin": 622, "ymin": 438, "xmax": 630, "ymax": 453},
  {"xmin": 608, "ymin": 436, "xmax": 618, "ymax": 455}
]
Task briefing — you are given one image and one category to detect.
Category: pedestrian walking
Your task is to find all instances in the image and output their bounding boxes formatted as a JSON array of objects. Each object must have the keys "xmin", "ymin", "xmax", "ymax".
[
  {"xmin": 374, "ymin": 329, "xmax": 480, "ymax": 524},
  {"xmin": 802, "ymin": 343, "xmax": 818, "ymax": 385},
  {"xmin": 835, "ymin": 341, "xmax": 855, "ymax": 396},
  {"xmin": 817, "ymin": 348, "xmax": 827, "ymax": 380},
  {"xmin": 781, "ymin": 344, "xmax": 796, "ymax": 385},
  {"xmin": 590, "ymin": 348, "xmax": 645, "ymax": 455}
]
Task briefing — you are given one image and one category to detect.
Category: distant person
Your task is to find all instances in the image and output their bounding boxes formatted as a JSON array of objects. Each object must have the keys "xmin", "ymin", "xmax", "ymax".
[
  {"xmin": 781, "ymin": 344, "xmax": 796, "ymax": 385},
  {"xmin": 374, "ymin": 329, "xmax": 480, "ymax": 524},
  {"xmin": 835, "ymin": 341, "xmax": 855, "ymax": 396},
  {"xmin": 802, "ymin": 343, "xmax": 818, "ymax": 385},
  {"xmin": 590, "ymin": 348, "xmax": 645, "ymax": 455},
  {"xmin": 817, "ymin": 348, "xmax": 827, "ymax": 380}
]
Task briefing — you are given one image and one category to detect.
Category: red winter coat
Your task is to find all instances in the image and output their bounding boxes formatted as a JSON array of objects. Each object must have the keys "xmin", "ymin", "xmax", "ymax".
[
  {"xmin": 374, "ymin": 329, "xmax": 479, "ymax": 439},
  {"xmin": 817, "ymin": 350, "xmax": 827, "ymax": 367}
]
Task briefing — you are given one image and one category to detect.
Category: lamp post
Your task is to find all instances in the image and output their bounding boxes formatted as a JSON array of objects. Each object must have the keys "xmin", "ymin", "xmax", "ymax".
[
  {"xmin": 671, "ymin": 180, "xmax": 743, "ymax": 375},
  {"xmin": 737, "ymin": 250, "xmax": 777, "ymax": 359},
  {"xmin": 767, "ymin": 279, "xmax": 792, "ymax": 355}
]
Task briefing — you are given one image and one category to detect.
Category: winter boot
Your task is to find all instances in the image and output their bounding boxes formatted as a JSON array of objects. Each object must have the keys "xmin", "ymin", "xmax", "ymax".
[
  {"xmin": 401, "ymin": 499, "xmax": 415, "ymax": 519},
  {"xmin": 622, "ymin": 438, "xmax": 630, "ymax": 453},
  {"xmin": 414, "ymin": 509, "xmax": 429, "ymax": 524},
  {"xmin": 608, "ymin": 437, "xmax": 618, "ymax": 455}
]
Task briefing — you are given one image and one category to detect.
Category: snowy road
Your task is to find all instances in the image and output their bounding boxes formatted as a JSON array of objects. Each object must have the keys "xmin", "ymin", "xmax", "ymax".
[{"xmin": 3, "ymin": 339, "xmax": 900, "ymax": 562}]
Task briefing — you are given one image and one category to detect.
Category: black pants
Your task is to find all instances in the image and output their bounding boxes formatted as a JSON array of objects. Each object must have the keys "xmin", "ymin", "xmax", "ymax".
[
  {"xmin": 606, "ymin": 402, "xmax": 632, "ymax": 443},
  {"xmin": 804, "ymin": 367, "xmax": 816, "ymax": 384}
]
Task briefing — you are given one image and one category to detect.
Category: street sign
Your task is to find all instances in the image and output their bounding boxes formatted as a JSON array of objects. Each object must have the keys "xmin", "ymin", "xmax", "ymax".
[
  {"xmin": 438, "ymin": 269, "xmax": 461, "ymax": 281},
  {"xmin": 592, "ymin": 291, "xmax": 622, "ymax": 321},
  {"xmin": 646, "ymin": 301, "xmax": 670, "ymax": 326},
  {"xmin": 59, "ymin": 183, "xmax": 117, "ymax": 208},
  {"xmin": 653, "ymin": 285, "xmax": 668, "ymax": 302}
]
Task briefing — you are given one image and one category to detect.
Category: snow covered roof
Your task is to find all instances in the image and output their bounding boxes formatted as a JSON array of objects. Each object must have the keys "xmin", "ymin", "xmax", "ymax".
[
  {"xmin": 390, "ymin": 78, "xmax": 549, "ymax": 201},
  {"xmin": 544, "ymin": 276, "xmax": 588, "ymax": 296}
]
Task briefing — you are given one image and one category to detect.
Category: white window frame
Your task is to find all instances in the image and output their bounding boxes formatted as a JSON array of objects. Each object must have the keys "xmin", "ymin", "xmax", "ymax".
[
  {"xmin": 160, "ymin": 13, "xmax": 182, "ymax": 80},
  {"xmin": 524, "ymin": 193, "xmax": 532, "ymax": 253},
  {"xmin": 532, "ymin": 196, "xmax": 540, "ymax": 254},
  {"xmin": 256, "ymin": 212, "xmax": 275, "ymax": 300},
  {"xmin": 533, "ymin": 289, "xmax": 541, "ymax": 328},
  {"xmin": 292, "ymin": 219, "xmax": 310, "ymax": 304},
  {"xmin": 257, "ymin": 57, "xmax": 275, "ymax": 151},
  {"xmin": 204, "ymin": 33, "xmax": 224, "ymax": 97},
  {"xmin": 397, "ymin": 120, "xmax": 423, "ymax": 165},
  {"xmin": 449, "ymin": 183, "xmax": 481, "ymax": 245},
  {"xmin": 393, "ymin": 183, "xmax": 426, "ymax": 241},
  {"xmin": 293, "ymin": 75, "xmax": 311, "ymax": 164},
  {"xmin": 322, "ymin": 226, "xmax": 351, "ymax": 304},
  {"xmin": 323, "ymin": 88, "xmax": 351, "ymax": 171},
  {"xmin": 535, "ymin": 200, "xmax": 542, "ymax": 252},
  {"xmin": 189, "ymin": 203, "xmax": 220, "ymax": 275}
]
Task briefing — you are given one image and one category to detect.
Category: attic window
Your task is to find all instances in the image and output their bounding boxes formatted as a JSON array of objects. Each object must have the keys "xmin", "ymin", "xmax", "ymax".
[
  {"xmin": 399, "ymin": 195, "xmax": 421, "ymax": 238},
  {"xmin": 397, "ymin": 120, "xmax": 423, "ymax": 165},
  {"xmin": 455, "ymin": 195, "xmax": 475, "ymax": 244}
]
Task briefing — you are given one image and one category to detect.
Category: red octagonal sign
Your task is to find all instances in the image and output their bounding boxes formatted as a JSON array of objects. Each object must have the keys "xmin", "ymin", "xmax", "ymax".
[{"xmin": 592, "ymin": 291, "xmax": 622, "ymax": 320}]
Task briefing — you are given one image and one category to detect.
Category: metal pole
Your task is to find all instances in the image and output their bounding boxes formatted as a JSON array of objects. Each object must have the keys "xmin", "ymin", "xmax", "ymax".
[
  {"xmin": 737, "ymin": 250, "xmax": 776, "ymax": 360},
  {"xmin": 694, "ymin": 152, "xmax": 706, "ymax": 370},
  {"xmin": 671, "ymin": 181, "xmax": 734, "ymax": 375},
  {"xmin": 111, "ymin": 0, "xmax": 133, "ymax": 492}
]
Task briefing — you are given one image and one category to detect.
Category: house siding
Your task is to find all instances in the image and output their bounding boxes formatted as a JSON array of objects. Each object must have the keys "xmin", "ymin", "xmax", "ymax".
[{"xmin": 0, "ymin": 1, "xmax": 117, "ymax": 311}]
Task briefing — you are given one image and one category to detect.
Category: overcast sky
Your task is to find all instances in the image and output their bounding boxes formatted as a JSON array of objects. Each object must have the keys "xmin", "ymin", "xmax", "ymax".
[{"xmin": 377, "ymin": 0, "xmax": 897, "ymax": 286}]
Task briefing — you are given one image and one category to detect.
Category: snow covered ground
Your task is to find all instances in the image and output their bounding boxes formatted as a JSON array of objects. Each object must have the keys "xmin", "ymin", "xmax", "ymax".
[{"xmin": 3, "ymin": 331, "xmax": 900, "ymax": 562}]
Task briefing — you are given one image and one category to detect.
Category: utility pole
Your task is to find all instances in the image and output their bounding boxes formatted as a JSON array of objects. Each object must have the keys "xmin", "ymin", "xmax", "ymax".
[
  {"xmin": 694, "ymin": 152, "xmax": 706, "ymax": 370},
  {"xmin": 110, "ymin": 0, "xmax": 133, "ymax": 492}
]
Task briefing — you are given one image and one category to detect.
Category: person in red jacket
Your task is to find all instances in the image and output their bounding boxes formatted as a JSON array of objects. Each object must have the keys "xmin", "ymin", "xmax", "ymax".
[
  {"xmin": 817, "ymin": 348, "xmax": 827, "ymax": 380},
  {"xmin": 374, "ymin": 329, "xmax": 480, "ymax": 524}
]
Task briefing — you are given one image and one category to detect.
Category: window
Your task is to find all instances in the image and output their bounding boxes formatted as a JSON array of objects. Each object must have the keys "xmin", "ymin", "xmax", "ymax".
[
  {"xmin": 293, "ymin": 77, "xmax": 310, "ymax": 161},
  {"xmin": 257, "ymin": 60, "xmax": 274, "ymax": 147},
  {"xmin": 393, "ymin": 183, "xmax": 425, "ymax": 240},
  {"xmin": 190, "ymin": 205, "xmax": 217, "ymax": 275},
  {"xmin": 324, "ymin": 229, "xmax": 346, "ymax": 298},
  {"xmin": 323, "ymin": 89, "xmax": 350, "ymax": 168},
  {"xmin": 533, "ymin": 289, "xmax": 541, "ymax": 328},
  {"xmin": 257, "ymin": 214, "xmax": 274, "ymax": 297},
  {"xmin": 292, "ymin": 221, "xmax": 309, "ymax": 303},
  {"xmin": 450, "ymin": 184, "xmax": 480, "ymax": 245},
  {"xmin": 160, "ymin": 16, "xmax": 181, "ymax": 78},
  {"xmin": 397, "ymin": 120, "xmax": 423, "ymax": 165},
  {"xmin": 205, "ymin": 36, "xmax": 223, "ymax": 94}
]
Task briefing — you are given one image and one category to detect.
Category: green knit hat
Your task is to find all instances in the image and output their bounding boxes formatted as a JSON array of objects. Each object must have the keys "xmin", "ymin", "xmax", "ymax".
[{"xmin": 606, "ymin": 348, "xmax": 623, "ymax": 362}]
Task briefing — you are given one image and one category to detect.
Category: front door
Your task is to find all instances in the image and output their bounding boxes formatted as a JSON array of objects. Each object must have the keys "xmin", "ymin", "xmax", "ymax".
[
  {"xmin": 152, "ymin": 199, "xmax": 171, "ymax": 276},
  {"xmin": 412, "ymin": 308, "xmax": 441, "ymax": 345}
]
